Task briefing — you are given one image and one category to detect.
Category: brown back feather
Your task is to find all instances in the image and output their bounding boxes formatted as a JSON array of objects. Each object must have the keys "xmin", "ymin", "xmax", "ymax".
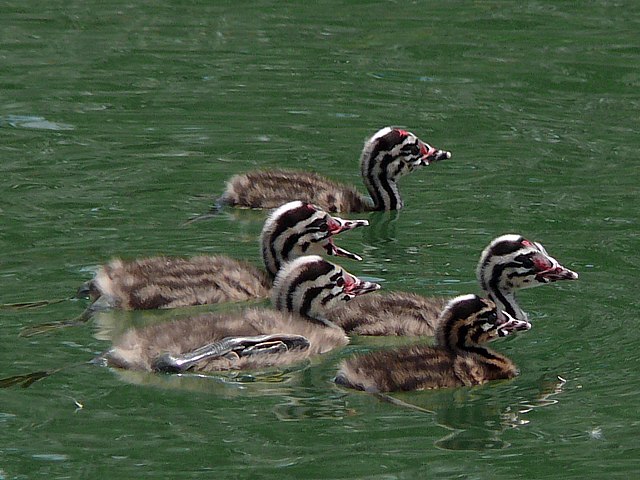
[
  {"xmin": 220, "ymin": 169, "xmax": 372, "ymax": 213},
  {"xmin": 95, "ymin": 256, "xmax": 271, "ymax": 310},
  {"xmin": 328, "ymin": 292, "xmax": 448, "ymax": 336},
  {"xmin": 336, "ymin": 343, "xmax": 517, "ymax": 393}
]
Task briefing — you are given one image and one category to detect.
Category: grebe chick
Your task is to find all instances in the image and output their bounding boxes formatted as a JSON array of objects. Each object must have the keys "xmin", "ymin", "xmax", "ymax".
[
  {"xmin": 104, "ymin": 256, "xmax": 381, "ymax": 373},
  {"xmin": 219, "ymin": 127, "xmax": 451, "ymax": 213},
  {"xmin": 328, "ymin": 234, "xmax": 578, "ymax": 336},
  {"xmin": 84, "ymin": 201, "xmax": 368, "ymax": 310},
  {"xmin": 334, "ymin": 294, "xmax": 531, "ymax": 392}
]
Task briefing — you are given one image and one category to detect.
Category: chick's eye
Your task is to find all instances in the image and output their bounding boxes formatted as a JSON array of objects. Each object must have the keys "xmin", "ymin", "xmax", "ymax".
[
  {"xmin": 482, "ymin": 311, "xmax": 497, "ymax": 323},
  {"xmin": 336, "ymin": 277, "xmax": 345, "ymax": 287},
  {"xmin": 318, "ymin": 223, "xmax": 328, "ymax": 232},
  {"xmin": 515, "ymin": 254, "xmax": 534, "ymax": 269},
  {"xmin": 402, "ymin": 143, "xmax": 419, "ymax": 156}
]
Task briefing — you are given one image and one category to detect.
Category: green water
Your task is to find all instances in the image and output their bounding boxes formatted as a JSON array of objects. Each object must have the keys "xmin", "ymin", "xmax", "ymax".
[{"xmin": 1, "ymin": 1, "xmax": 638, "ymax": 478}]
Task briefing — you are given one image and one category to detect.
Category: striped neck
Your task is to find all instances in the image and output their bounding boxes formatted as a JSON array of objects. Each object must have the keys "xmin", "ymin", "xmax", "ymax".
[
  {"xmin": 485, "ymin": 278, "xmax": 527, "ymax": 322},
  {"xmin": 360, "ymin": 128, "xmax": 406, "ymax": 210},
  {"xmin": 477, "ymin": 237, "xmax": 532, "ymax": 322},
  {"xmin": 359, "ymin": 127, "xmax": 450, "ymax": 211},
  {"xmin": 271, "ymin": 255, "xmax": 380, "ymax": 327}
]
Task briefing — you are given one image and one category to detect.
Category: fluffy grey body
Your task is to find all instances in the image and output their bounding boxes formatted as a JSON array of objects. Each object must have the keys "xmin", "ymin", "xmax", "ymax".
[
  {"xmin": 104, "ymin": 256, "xmax": 381, "ymax": 373},
  {"xmin": 220, "ymin": 169, "xmax": 371, "ymax": 213},
  {"xmin": 106, "ymin": 309, "xmax": 348, "ymax": 372},
  {"xmin": 328, "ymin": 292, "xmax": 448, "ymax": 336},
  {"xmin": 93, "ymin": 256, "xmax": 271, "ymax": 310}
]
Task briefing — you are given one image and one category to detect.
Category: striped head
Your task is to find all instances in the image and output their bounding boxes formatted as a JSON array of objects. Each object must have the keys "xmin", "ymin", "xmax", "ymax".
[
  {"xmin": 437, "ymin": 294, "xmax": 531, "ymax": 350},
  {"xmin": 261, "ymin": 201, "xmax": 368, "ymax": 276},
  {"xmin": 477, "ymin": 234, "xmax": 579, "ymax": 320},
  {"xmin": 360, "ymin": 127, "xmax": 451, "ymax": 210},
  {"xmin": 271, "ymin": 255, "xmax": 381, "ymax": 326}
]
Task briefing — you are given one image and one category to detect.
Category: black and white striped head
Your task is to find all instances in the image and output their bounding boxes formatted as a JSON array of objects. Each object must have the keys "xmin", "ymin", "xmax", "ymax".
[
  {"xmin": 271, "ymin": 255, "xmax": 380, "ymax": 324},
  {"xmin": 437, "ymin": 294, "xmax": 531, "ymax": 350},
  {"xmin": 477, "ymin": 234, "xmax": 579, "ymax": 294},
  {"xmin": 261, "ymin": 201, "xmax": 368, "ymax": 276},
  {"xmin": 360, "ymin": 127, "xmax": 451, "ymax": 210}
]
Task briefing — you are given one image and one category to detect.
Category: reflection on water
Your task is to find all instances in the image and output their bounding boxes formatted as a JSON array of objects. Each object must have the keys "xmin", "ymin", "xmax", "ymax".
[
  {"xmin": 361, "ymin": 210, "xmax": 400, "ymax": 248},
  {"xmin": 0, "ymin": 115, "xmax": 75, "ymax": 131},
  {"xmin": 341, "ymin": 374, "xmax": 567, "ymax": 451},
  {"xmin": 110, "ymin": 361, "xmax": 312, "ymax": 395},
  {"xmin": 272, "ymin": 393, "xmax": 353, "ymax": 422},
  {"xmin": 90, "ymin": 301, "xmax": 269, "ymax": 342}
]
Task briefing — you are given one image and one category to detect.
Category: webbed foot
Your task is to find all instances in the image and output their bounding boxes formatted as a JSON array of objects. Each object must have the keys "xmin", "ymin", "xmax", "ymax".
[{"xmin": 152, "ymin": 334, "xmax": 310, "ymax": 373}]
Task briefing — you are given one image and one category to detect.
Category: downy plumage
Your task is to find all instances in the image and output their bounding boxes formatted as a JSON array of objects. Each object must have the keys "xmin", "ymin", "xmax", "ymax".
[
  {"xmin": 83, "ymin": 201, "xmax": 368, "ymax": 310},
  {"xmin": 328, "ymin": 234, "xmax": 578, "ymax": 336},
  {"xmin": 104, "ymin": 256, "xmax": 381, "ymax": 373},
  {"xmin": 219, "ymin": 127, "xmax": 451, "ymax": 213},
  {"xmin": 334, "ymin": 294, "xmax": 531, "ymax": 392}
]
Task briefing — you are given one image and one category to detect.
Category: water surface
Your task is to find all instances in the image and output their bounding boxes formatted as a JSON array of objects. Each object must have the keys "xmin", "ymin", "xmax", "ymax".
[{"xmin": 1, "ymin": 1, "xmax": 639, "ymax": 478}]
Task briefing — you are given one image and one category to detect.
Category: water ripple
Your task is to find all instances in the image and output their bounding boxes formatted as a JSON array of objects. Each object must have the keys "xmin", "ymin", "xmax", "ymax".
[{"xmin": 0, "ymin": 115, "xmax": 74, "ymax": 131}]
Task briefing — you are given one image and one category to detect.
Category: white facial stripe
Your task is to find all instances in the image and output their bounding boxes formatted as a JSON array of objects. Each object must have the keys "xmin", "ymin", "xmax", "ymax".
[
  {"xmin": 440, "ymin": 293, "xmax": 479, "ymax": 320},
  {"xmin": 368, "ymin": 126, "xmax": 393, "ymax": 143},
  {"xmin": 492, "ymin": 234, "xmax": 522, "ymax": 244}
]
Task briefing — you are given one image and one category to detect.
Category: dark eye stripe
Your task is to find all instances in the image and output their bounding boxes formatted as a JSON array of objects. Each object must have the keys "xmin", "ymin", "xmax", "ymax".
[
  {"xmin": 279, "ymin": 222, "xmax": 326, "ymax": 265},
  {"xmin": 486, "ymin": 260, "xmax": 528, "ymax": 287},
  {"xmin": 329, "ymin": 271, "xmax": 342, "ymax": 282},
  {"xmin": 321, "ymin": 291, "xmax": 341, "ymax": 305},
  {"xmin": 305, "ymin": 218, "xmax": 326, "ymax": 230}
]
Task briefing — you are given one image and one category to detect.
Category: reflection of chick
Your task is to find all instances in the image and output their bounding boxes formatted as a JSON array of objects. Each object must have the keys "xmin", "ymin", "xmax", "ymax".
[
  {"xmin": 335, "ymin": 294, "xmax": 530, "ymax": 392},
  {"xmin": 219, "ymin": 127, "xmax": 451, "ymax": 212},
  {"xmin": 104, "ymin": 256, "xmax": 380, "ymax": 373}
]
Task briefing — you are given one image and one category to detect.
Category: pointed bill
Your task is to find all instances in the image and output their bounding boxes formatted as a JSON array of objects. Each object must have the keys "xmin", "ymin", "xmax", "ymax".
[
  {"xmin": 497, "ymin": 311, "xmax": 532, "ymax": 337},
  {"xmin": 343, "ymin": 272, "xmax": 381, "ymax": 299},
  {"xmin": 536, "ymin": 263, "xmax": 579, "ymax": 282},
  {"xmin": 323, "ymin": 215, "xmax": 368, "ymax": 261},
  {"xmin": 420, "ymin": 142, "xmax": 452, "ymax": 166},
  {"xmin": 327, "ymin": 216, "xmax": 369, "ymax": 235}
]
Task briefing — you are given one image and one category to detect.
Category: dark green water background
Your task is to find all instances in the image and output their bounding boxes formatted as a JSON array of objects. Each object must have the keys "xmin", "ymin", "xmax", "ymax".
[{"xmin": 1, "ymin": 1, "xmax": 638, "ymax": 478}]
